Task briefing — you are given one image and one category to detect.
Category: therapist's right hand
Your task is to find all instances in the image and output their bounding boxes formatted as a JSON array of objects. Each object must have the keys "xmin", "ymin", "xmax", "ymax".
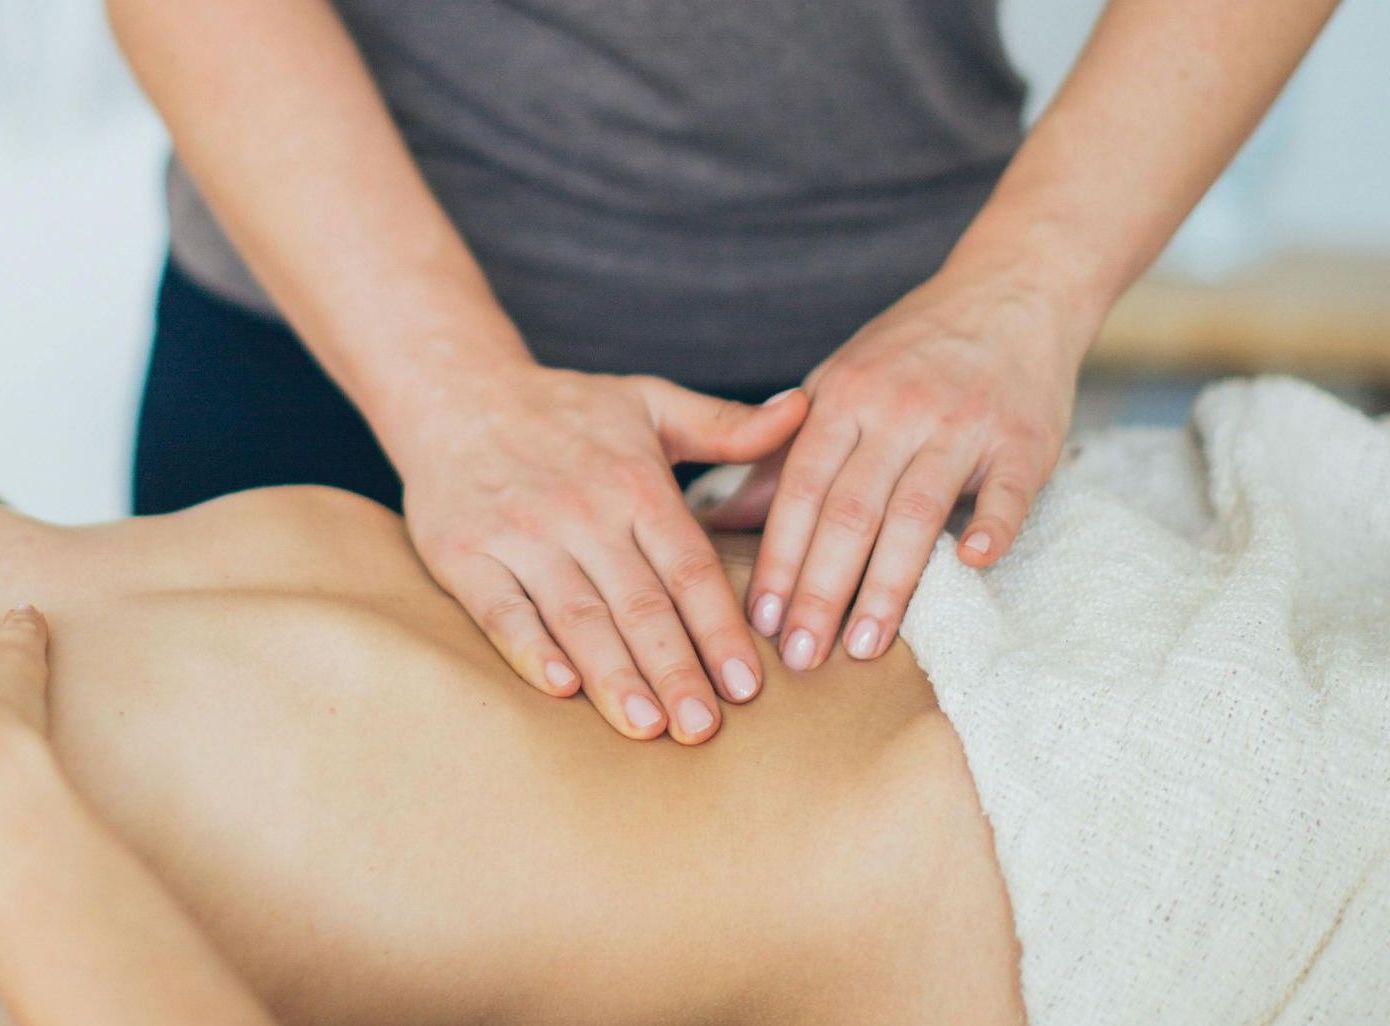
[{"xmin": 394, "ymin": 364, "xmax": 808, "ymax": 745}]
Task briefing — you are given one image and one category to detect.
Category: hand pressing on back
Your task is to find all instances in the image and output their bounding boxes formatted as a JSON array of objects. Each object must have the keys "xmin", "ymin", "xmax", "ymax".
[
  {"xmin": 708, "ymin": 264, "xmax": 1084, "ymax": 672},
  {"xmin": 389, "ymin": 365, "xmax": 808, "ymax": 744}
]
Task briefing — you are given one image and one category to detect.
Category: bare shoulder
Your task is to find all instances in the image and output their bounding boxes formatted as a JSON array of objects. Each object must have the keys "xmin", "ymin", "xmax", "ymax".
[
  {"xmin": 167, "ymin": 485, "xmax": 404, "ymax": 552},
  {"xmin": 0, "ymin": 486, "xmax": 420, "ymax": 613},
  {"xmin": 0, "ymin": 503, "xmax": 75, "ymax": 612}
]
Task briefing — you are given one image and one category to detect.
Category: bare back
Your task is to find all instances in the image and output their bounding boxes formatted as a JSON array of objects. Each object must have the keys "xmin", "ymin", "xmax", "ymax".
[{"xmin": 0, "ymin": 488, "xmax": 1022, "ymax": 1025}]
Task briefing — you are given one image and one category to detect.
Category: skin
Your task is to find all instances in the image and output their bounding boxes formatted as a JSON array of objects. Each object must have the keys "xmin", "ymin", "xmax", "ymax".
[
  {"xmin": 0, "ymin": 489, "xmax": 1023, "ymax": 1025},
  {"xmin": 0, "ymin": 608, "xmax": 276, "ymax": 1026},
  {"xmin": 717, "ymin": 0, "xmax": 1343, "ymax": 670},
  {"xmin": 106, "ymin": 0, "xmax": 1341, "ymax": 740}
]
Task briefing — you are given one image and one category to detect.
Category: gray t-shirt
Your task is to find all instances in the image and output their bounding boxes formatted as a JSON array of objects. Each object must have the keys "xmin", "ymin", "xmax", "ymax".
[{"xmin": 167, "ymin": 0, "xmax": 1024, "ymax": 390}]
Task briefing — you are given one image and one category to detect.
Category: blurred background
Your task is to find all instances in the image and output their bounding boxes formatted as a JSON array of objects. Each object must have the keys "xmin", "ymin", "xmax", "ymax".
[{"xmin": 2, "ymin": 0, "xmax": 1388, "ymax": 524}]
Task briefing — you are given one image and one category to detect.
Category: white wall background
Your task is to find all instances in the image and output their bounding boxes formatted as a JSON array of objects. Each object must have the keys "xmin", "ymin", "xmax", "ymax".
[
  {"xmin": 0, "ymin": 1, "xmax": 167, "ymax": 523},
  {"xmin": 2, "ymin": 0, "xmax": 1388, "ymax": 524},
  {"xmin": 1003, "ymin": 0, "xmax": 1390, "ymax": 263}
]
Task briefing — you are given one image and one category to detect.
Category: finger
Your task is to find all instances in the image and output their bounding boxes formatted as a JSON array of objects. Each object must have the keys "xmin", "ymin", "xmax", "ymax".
[
  {"xmin": 745, "ymin": 413, "xmax": 858, "ymax": 641},
  {"xmin": 844, "ymin": 445, "xmax": 977, "ymax": 661},
  {"xmin": 700, "ymin": 446, "xmax": 788, "ymax": 532},
  {"xmin": 0, "ymin": 603, "xmax": 50, "ymax": 732},
  {"xmin": 635, "ymin": 377, "xmax": 809, "ymax": 465},
  {"xmin": 957, "ymin": 449, "xmax": 1046, "ymax": 569},
  {"xmin": 778, "ymin": 443, "xmax": 906, "ymax": 670},
  {"xmin": 516, "ymin": 553, "xmax": 671, "ymax": 741},
  {"xmin": 577, "ymin": 543, "xmax": 722, "ymax": 746},
  {"xmin": 635, "ymin": 499, "xmax": 763, "ymax": 705},
  {"xmin": 445, "ymin": 551, "xmax": 581, "ymax": 697}
]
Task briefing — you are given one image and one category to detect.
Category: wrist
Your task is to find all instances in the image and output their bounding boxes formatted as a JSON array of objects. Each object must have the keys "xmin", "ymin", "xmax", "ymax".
[
  {"xmin": 942, "ymin": 169, "xmax": 1139, "ymax": 353},
  {"xmin": 936, "ymin": 218, "xmax": 1109, "ymax": 368},
  {"xmin": 297, "ymin": 245, "xmax": 537, "ymax": 449},
  {"xmin": 366, "ymin": 348, "xmax": 544, "ymax": 470}
]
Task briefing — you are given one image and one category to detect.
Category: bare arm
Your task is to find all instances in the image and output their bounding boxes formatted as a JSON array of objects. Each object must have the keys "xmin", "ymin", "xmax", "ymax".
[
  {"xmin": 0, "ymin": 608, "xmax": 275, "ymax": 1026},
  {"xmin": 103, "ymin": 0, "xmax": 526, "ymax": 406},
  {"xmin": 725, "ymin": 0, "xmax": 1339, "ymax": 673},
  {"xmin": 107, "ymin": 0, "xmax": 807, "ymax": 744},
  {"xmin": 948, "ymin": 0, "xmax": 1342, "ymax": 332}
]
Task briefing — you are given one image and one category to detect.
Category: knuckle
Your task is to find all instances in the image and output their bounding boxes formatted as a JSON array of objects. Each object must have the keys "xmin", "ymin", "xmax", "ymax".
[
  {"xmin": 477, "ymin": 593, "xmax": 534, "ymax": 635},
  {"xmin": 974, "ymin": 511, "xmax": 1019, "ymax": 536},
  {"xmin": 780, "ymin": 468, "xmax": 827, "ymax": 507},
  {"xmin": 436, "ymin": 531, "xmax": 486, "ymax": 564},
  {"xmin": 1006, "ymin": 419, "xmax": 1054, "ymax": 451},
  {"xmin": 986, "ymin": 473, "xmax": 1033, "ymax": 508},
  {"xmin": 887, "ymin": 489, "xmax": 949, "ymax": 527},
  {"xmin": 617, "ymin": 586, "xmax": 674, "ymax": 625},
  {"xmin": 707, "ymin": 397, "xmax": 740, "ymax": 428},
  {"xmin": 692, "ymin": 617, "xmax": 749, "ymax": 656},
  {"xmin": 665, "ymin": 548, "xmax": 721, "ymax": 597},
  {"xmin": 622, "ymin": 455, "xmax": 667, "ymax": 489},
  {"xmin": 550, "ymin": 487, "xmax": 596, "ymax": 523},
  {"xmin": 821, "ymin": 363, "xmax": 866, "ymax": 400},
  {"xmin": 792, "ymin": 587, "xmax": 841, "ymax": 620},
  {"xmin": 496, "ymin": 504, "xmax": 544, "ymax": 538},
  {"xmin": 555, "ymin": 595, "xmax": 611, "ymax": 632},
  {"xmin": 650, "ymin": 662, "xmax": 707, "ymax": 696},
  {"xmin": 888, "ymin": 384, "xmax": 932, "ymax": 420},
  {"xmin": 821, "ymin": 493, "xmax": 879, "ymax": 536},
  {"xmin": 861, "ymin": 575, "xmax": 917, "ymax": 613},
  {"xmin": 1, "ymin": 618, "xmax": 41, "ymax": 639},
  {"xmin": 593, "ymin": 666, "xmax": 646, "ymax": 699}
]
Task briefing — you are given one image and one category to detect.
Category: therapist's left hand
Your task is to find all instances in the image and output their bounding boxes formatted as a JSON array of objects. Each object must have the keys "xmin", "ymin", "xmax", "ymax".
[{"xmin": 706, "ymin": 265, "xmax": 1092, "ymax": 669}]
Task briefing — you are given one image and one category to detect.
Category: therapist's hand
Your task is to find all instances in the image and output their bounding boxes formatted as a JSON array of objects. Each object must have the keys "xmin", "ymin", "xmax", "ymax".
[
  {"xmin": 395, "ymin": 365, "xmax": 808, "ymax": 744},
  {"xmin": 709, "ymin": 267, "xmax": 1089, "ymax": 670}
]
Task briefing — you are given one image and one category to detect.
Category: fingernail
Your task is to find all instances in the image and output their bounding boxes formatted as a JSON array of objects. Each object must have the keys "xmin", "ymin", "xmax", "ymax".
[
  {"xmin": 762, "ymin": 387, "xmax": 799, "ymax": 406},
  {"xmin": 13, "ymin": 602, "xmax": 35, "ymax": 614},
  {"xmin": 846, "ymin": 617, "xmax": 881, "ymax": 660},
  {"xmin": 963, "ymin": 532, "xmax": 992, "ymax": 555},
  {"xmin": 544, "ymin": 661, "xmax": 577, "ymax": 690},
  {"xmin": 751, "ymin": 593, "xmax": 783, "ymax": 636},
  {"xmin": 721, "ymin": 657, "xmax": 758, "ymax": 701},
  {"xmin": 677, "ymin": 696, "xmax": 715, "ymax": 735},
  {"xmin": 624, "ymin": 694, "xmax": 663, "ymax": 731},
  {"xmin": 781, "ymin": 628, "xmax": 816, "ymax": 671}
]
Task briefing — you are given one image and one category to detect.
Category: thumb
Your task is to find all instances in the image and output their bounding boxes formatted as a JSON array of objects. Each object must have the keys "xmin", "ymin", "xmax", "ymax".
[
  {"xmin": 636, "ymin": 379, "xmax": 808, "ymax": 465},
  {"xmin": 0, "ymin": 603, "xmax": 50, "ymax": 734},
  {"xmin": 701, "ymin": 449, "xmax": 787, "ymax": 531}
]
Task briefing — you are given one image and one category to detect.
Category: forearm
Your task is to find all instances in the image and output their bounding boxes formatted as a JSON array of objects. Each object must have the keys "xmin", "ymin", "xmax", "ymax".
[
  {"xmin": 944, "ymin": 0, "xmax": 1339, "ymax": 352},
  {"xmin": 0, "ymin": 725, "xmax": 274, "ymax": 1026},
  {"xmin": 106, "ymin": 0, "xmax": 531, "ymax": 441}
]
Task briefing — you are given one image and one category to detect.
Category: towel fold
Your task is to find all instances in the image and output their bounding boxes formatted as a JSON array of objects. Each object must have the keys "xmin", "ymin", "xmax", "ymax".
[{"xmin": 899, "ymin": 377, "xmax": 1390, "ymax": 1025}]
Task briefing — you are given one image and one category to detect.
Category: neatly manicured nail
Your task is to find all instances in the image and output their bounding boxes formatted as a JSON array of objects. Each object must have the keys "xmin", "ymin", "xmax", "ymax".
[
  {"xmin": 762, "ymin": 387, "xmax": 799, "ymax": 406},
  {"xmin": 964, "ymin": 531, "xmax": 992, "ymax": 555},
  {"xmin": 721, "ymin": 658, "xmax": 758, "ymax": 701},
  {"xmin": 624, "ymin": 694, "xmax": 663, "ymax": 731},
  {"xmin": 846, "ymin": 617, "xmax": 880, "ymax": 660},
  {"xmin": 544, "ymin": 661, "xmax": 577, "ymax": 690},
  {"xmin": 13, "ymin": 602, "xmax": 35, "ymax": 614},
  {"xmin": 781, "ymin": 628, "xmax": 816, "ymax": 671},
  {"xmin": 677, "ymin": 697, "xmax": 715, "ymax": 735},
  {"xmin": 751, "ymin": 593, "xmax": 783, "ymax": 636}
]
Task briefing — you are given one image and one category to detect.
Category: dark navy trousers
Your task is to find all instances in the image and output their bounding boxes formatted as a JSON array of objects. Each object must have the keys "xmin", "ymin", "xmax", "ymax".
[{"xmin": 133, "ymin": 259, "xmax": 791, "ymax": 515}]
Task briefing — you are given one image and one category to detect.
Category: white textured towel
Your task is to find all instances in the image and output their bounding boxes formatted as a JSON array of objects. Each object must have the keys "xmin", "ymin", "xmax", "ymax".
[{"xmin": 898, "ymin": 377, "xmax": 1390, "ymax": 1025}]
